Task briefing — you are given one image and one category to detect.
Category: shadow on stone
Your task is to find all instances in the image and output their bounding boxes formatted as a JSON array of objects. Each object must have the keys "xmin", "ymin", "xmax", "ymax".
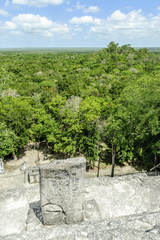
[{"xmin": 26, "ymin": 201, "xmax": 43, "ymax": 231}]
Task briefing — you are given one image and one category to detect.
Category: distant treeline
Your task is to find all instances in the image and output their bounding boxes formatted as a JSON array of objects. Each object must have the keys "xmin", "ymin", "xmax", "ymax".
[{"xmin": 0, "ymin": 47, "xmax": 101, "ymax": 54}]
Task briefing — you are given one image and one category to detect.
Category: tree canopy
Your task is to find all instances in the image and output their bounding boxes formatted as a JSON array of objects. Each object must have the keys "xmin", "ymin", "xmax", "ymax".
[{"xmin": 0, "ymin": 42, "xmax": 160, "ymax": 171}]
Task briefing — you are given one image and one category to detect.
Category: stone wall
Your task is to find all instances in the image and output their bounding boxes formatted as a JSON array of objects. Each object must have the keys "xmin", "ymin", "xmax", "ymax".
[
  {"xmin": 1, "ymin": 211, "xmax": 160, "ymax": 240},
  {"xmin": 0, "ymin": 186, "xmax": 39, "ymax": 236},
  {"xmin": 84, "ymin": 173, "xmax": 160, "ymax": 220},
  {"xmin": 0, "ymin": 166, "xmax": 160, "ymax": 239}
]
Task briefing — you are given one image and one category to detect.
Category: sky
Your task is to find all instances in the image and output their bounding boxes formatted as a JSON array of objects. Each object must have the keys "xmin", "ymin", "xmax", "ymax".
[{"xmin": 1, "ymin": 0, "xmax": 160, "ymax": 48}]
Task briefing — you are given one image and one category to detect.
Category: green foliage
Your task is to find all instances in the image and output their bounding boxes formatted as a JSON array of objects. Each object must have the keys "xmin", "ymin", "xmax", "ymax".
[
  {"xmin": 105, "ymin": 75, "xmax": 160, "ymax": 169},
  {"xmin": 0, "ymin": 44, "xmax": 160, "ymax": 170},
  {"xmin": 0, "ymin": 123, "xmax": 18, "ymax": 158},
  {"xmin": 0, "ymin": 97, "xmax": 34, "ymax": 148}
]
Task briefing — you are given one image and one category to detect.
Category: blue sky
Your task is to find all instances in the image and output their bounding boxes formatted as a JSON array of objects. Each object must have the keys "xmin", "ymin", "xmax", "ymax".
[{"xmin": 1, "ymin": 0, "xmax": 160, "ymax": 48}]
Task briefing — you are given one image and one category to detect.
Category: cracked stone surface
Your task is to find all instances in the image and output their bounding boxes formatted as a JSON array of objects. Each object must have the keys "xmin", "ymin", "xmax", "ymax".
[
  {"xmin": 1, "ymin": 211, "xmax": 160, "ymax": 240},
  {"xmin": 0, "ymin": 171, "xmax": 160, "ymax": 239}
]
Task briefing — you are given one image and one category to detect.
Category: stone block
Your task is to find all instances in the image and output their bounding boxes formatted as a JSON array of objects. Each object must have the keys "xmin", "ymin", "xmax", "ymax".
[
  {"xmin": 40, "ymin": 157, "xmax": 86, "ymax": 225},
  {"xmin": 28, "ymin": 166, "xmax": 40, "ymax": 184},
  {"xmin": 0, "ymin": 158, "xmax": 4, "ymax": 174}
]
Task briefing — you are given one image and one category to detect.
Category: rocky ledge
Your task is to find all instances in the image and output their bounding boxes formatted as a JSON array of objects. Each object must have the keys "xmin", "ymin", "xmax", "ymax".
[
  {"xmin": 1, "ymin": 211, "xmax": 160, "ymax": 240},
  {"xmin": 0, "ymin": 173, "xmax": 160, "ymax": 239}
]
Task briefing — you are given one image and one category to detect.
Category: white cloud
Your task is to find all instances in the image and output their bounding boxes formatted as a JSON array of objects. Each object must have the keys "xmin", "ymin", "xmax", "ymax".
[
  {"xmin": 5, "ymin": 14, "xmax": 69, "ymax": 37},
  {"xmin": 10, "ymin": 30, "xmax": 22, "ymax": 35},
  {"xmin": 84, "ymin": 6, "xmax": 100, "ymax": 13},
  {"xmin": 2, "ymin": 8, "xmax": 160, "ymax": 47},
  {"xmin": 91, "ymin": 10, "xmax": 147, "ymax": 36},
  {"xmin": 5, "ymin": 21, "xmax": 17, "ymax": 30},
  {"xmin": 157, "ymin": 6, "xmax": 160, "ymax": 11},
  {"xmin": 0, "ymin": 9, "xmax": 9, "ymax": 17},
  {"xmin": 76, "ymin": 2, "xmax": 100, "ymax": 13},
  {"xmin": 69, "ymin": 16, "xmax": 101, "ymax": 25},
  {"xmin": 109, "ymin": 10, "xmax": 127, "ymax": 21},
  {"xmin": 12, "ymin": 0, "xmax": 64, "ymax": 7},
  {"xmin": 12, "ymin": 0, "xmax": 30, "ymax": 4}
]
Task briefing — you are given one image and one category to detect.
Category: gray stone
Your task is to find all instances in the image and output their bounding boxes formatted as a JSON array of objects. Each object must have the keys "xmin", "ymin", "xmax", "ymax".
[
  {"xmin": 0, "ymin": 186, "xmax": 40, "ymax": 236},
  {"xmin": 84, "ymin": 199, "xmax": 102, "ymax": 221},
  {"xmin": 20, "ymin": 161, "xmax": 26, "ymax": 172},
  {"xmin": 1, "ymin": 211, "xmax": 160, "ymax": 240},
  {"xmin": 0, "ymin": 171, "xmax": 160, "ymax": 239},
  {"xmin": 26, "ymin": 208, "xmax": 42, "ymax": 231},
  {"xmin": 43, "ymin": 154, "xmax": 48, "ymax": 161},
  {"xmin": 40, "ymin": 157, "xmax": 86, "ymax": 225},
  {"xmin": 28, "ymin": 166, "xmax": 40, "ymax": 184},
  {"xmin": 85, "ymin": 174, "xmax": 160, "ymax": 219},
  {"xmin": 0, "ymin": 158, "xmax": 4, "ymax": 174}
]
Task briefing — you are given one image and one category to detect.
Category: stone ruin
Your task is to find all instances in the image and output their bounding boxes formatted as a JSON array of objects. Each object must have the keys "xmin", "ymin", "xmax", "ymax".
[
  {"xmin": 40, "ymin": 157, "xmax": 86, "ymax": 225},
  {"xmin": 0, "ymin": 158, "xmax": 4, "ymax": 174},
  {"xmin": 0, "ymin": 157, "xmax": 160, "ymax": 240},
  {"xmin": 28, "ymin": 166, "xmax": 40, "ymax": 184}
]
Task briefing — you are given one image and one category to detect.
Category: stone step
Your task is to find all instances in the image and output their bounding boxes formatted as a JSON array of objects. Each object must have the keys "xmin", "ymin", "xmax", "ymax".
[{"xmin": 1, "ymin": 211, "xmax": 160, "ymax": 240}]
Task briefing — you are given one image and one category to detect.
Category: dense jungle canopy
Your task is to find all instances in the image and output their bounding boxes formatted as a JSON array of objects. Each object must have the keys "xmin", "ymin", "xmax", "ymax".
[{"xmin": 0, "ymin": 42, "xmax": 160, "ymax": 170}]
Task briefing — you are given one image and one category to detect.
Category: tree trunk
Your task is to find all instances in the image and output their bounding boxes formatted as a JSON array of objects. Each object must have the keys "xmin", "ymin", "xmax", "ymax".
[
  {"xmin": 154, "ymin": 152, "xmax": 157, "ymax": 175},
  {"xmin": 97, "ymin": 157, "xmax": 101, "ymax": 177},
  {"xmin": 111, "ymin": 143, "xmax": 116, "ymax": 177},
  {"xmin": 12, "ymin": 152, "xmax": 17, "ymax": 161},
  {"xmin": 154, "ymin": 152, "xmax": 157, "ymax": 165}
]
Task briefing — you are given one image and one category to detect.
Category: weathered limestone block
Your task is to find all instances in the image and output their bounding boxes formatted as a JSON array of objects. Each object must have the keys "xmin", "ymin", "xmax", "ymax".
[
  {"xmin": 28, "ymin": 166, "xmax": 40, "ymax": 184},
  {"xmin": 85, "ymin": 174, "xmax": 160, "ymax": 220},
  {"xmin": 0, "ymin": 158, "xmax": 4, "ymax": 174},
  {"xmin": 40, "ymin": 157, "xmax": 86, "ymax": 225}
]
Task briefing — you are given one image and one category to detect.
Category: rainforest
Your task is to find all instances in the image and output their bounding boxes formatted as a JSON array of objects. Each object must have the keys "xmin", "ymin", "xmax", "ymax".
[{"xmin": 0, "ymin": 42, "xmax": 160, "ymax": 172}]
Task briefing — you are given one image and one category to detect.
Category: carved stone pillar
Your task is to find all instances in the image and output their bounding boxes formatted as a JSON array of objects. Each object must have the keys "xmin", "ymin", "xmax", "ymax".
[{"xmin": 40, "ymin": 157, "xmax": 86, "ymax": 225}]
